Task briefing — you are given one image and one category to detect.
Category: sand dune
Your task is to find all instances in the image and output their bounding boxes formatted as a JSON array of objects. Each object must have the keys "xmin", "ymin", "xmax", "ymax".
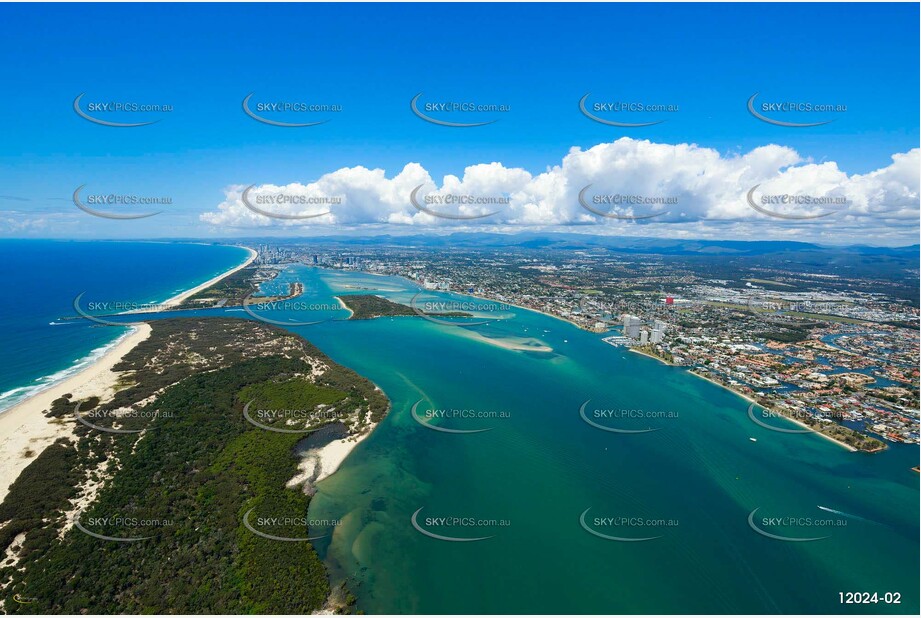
[{"xmin": 0, "ymin": 324, "xmax": 152, "ymax": 502}]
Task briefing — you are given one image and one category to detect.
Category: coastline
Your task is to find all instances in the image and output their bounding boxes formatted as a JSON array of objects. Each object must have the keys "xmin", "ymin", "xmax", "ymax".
[
  {"xmin": 0, "ymin": 244, "xmax": 259, "ymax": 502},
  {"xmin": 463, "ymin": 291, "xmax": 587, "ymax": 331},
  {"xmin": 380, "ymin": 271, "xmax": 586, "ymax": 331},
  {"xmin": 629, "ymin": 347, "xmax": 675, "ymax": 365},
  {"xmin": 335, "ymin": 295, "xmax": 354, "ymax": 318},
  {"xmin": 364, "ymin": 269, "xmax": 869, "ymax": 454},
  {"xmin": 687, "ymin": 369, "xmax": 858, "ymax": 452},
  {"xmin": 311, "ymin": 421, "xmax": 379, "ymax": 486},
  {"xmin": 0, "ymin": 324, "xmax": 153, "ymax": 502},
  {"xmin": 161, "ymin": 245, "xmax": 257, "ymax": 309},
  {"xmin": 310, "ymin": 383, "xmax": 392, "ymax": 491}
]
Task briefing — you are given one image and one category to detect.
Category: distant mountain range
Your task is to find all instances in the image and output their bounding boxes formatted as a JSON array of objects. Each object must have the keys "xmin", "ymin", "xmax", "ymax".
[{"xmin": 200, "ymin": 233, "xmax": 919, "ymax": 258}]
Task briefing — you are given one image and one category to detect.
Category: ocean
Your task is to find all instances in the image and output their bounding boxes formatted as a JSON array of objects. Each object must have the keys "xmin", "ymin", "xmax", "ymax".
[
  {"xmin": 3, "ymin": 248, "xmax": 917, "ymax": 614},
  {"xmin": 0, "ymin": 240, "xmax": 251, "ymax": 413}
]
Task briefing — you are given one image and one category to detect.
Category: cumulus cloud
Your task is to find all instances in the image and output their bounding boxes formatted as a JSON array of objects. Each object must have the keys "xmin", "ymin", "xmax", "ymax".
[{"xmin": 200, "ymin": 138, "xmax": 919, "ymax": 241}]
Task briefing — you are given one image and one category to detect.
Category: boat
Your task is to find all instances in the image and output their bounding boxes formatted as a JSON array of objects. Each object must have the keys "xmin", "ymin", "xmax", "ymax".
[{"xmin": 749, "ymin": 437, "xmax": 758, "ymax": 442}]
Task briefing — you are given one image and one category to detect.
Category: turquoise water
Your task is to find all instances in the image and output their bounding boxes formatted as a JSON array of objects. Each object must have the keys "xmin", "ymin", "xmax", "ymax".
[
  {"xmin": 262, "ymin": 265, "xmax": 919, "ymax": 615},
  {"xmin": 7, "ymin": 251, "xmax": 916, "ymax": 614},
  {"xmin": 0, "ymin": 240, "xmax": 251, "ymax": 412}
]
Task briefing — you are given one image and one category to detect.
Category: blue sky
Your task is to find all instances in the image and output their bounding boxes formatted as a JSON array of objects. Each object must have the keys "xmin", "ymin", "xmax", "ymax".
[{"xmin": 0, "ymin": 2, "xmax": 918, "ymax": 243}]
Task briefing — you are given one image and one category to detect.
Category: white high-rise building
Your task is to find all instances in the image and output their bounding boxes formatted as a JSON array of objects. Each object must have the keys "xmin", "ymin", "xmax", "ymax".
[
  {"xmin": 622, "ymin": 314, "xmax": 643, "ymax": 339},
  {"xmin": 640, "ymin": 329, "xmax": 649, "ymax": 344},
  {"xmin": 650, "ymin": 328, "xmax": 664, "ymax": 344}
]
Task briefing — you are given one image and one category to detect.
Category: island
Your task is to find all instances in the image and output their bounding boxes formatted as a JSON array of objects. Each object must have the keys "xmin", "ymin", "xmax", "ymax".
[{"xmin": 337, "ymin": 294, "xmax": 471, "ymax": 321}]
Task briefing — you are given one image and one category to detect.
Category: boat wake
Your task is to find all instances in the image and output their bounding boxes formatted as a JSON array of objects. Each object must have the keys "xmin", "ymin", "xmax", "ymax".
[{"xmin": 817, "ymin": 505, "xmax": 872, "ymax": 523}]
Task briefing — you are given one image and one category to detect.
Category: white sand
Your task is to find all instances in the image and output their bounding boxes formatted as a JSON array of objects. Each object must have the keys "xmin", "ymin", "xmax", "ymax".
[
  {"xmin": 335, "ymin": 296, "xmax": 354, "ymax": 318},
  {"xmin": 314, "ymin": 422, "xmax": 378, "ymax": 483},
  {"xmin": 160, "ymin": 246, "xmax": 257, "ymax": 308},
  {"xmin": 0, "ymin": 324, "xmax": 152, "ymax": 502},
  {"xmin": 452, "ymin": 328, "xmax": 553, "ymax": 353},
  {"xmin": 0, "ymin": 244, "xmax": 259, "ymax": 503},
  {"xmin": 288, "ymin": 422, "xmax": 379, "ymax": 494}
]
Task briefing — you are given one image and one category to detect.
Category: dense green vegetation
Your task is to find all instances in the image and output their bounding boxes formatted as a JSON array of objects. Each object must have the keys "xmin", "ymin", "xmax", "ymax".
[
  {"xmin": 338, "ymin": 294, "xmax": 417, "ymax": 319},
  {"xmin": 239, "ymin": 378, "xmax": 348, "ymax": 430},
  {"xmin": 338, "ymin": 293, "xmax": 470, "ymax": 321},
  {"xmin": 240, "ymin": 378, "xmax": 347, "ymax": 410},
  {"xmin": 0, "ymin": 318, "xmax": 385, "ymax": 614},
  {"xmin": 757, "ymin": 328, "xmax": 810, "ymax": 343}
]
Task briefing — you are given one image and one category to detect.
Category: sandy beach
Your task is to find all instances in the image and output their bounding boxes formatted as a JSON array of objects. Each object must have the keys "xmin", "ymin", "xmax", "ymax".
[
  {"xmin": 0, "ymin": 324, "xmax": 152, "ymax": 502},
  {"xmin": 313, "ymin": 422, "xmax": 378, "ymax": 483},
  {"xmin": 287, "ymin": 421, "xmax": 379, "ymax": 493},
  {"xmin": 161, "ymin": 245, "xmax": 257, "ymax": 308},
  {"xmin": 0, "ymin": 245, "xmax": 259, "ymax": 503},
  {"xmin": 335, "ymin": 295, "xmax": 354, "ymax": 318}
]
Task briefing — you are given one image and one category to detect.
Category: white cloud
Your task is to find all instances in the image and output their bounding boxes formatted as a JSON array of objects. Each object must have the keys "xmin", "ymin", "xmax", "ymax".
[{"xmin": 200, "ymin": 138, "xmax": 919, "ymax": 242}]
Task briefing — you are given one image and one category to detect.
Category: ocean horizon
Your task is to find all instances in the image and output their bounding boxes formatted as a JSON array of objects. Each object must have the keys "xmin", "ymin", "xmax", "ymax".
[
  {"xmin": 0, "ymin": 240, "xmax": 251, "ymax": 414},
  {"xmin": 0, "ymin": 243, "xmax": 916, "ymax": 613}
]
